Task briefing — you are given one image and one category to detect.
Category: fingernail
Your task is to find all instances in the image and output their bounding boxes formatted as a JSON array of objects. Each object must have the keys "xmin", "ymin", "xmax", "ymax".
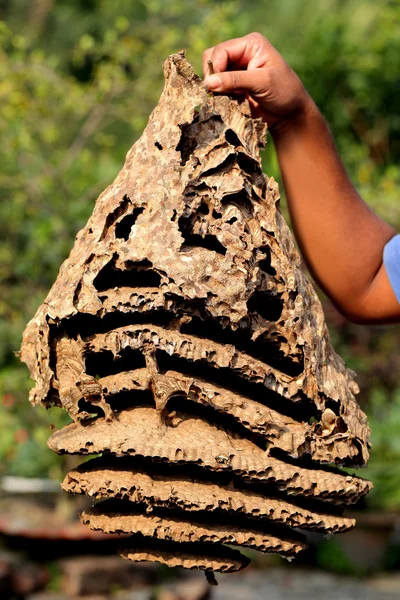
[{"xmin": 204, "ymin": 74, "xmax": 222, "ymax": 90}]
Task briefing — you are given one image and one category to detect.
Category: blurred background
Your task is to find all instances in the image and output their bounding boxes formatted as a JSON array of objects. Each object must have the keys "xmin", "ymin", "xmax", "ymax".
[{"xmin": 1, "ymin": 0, "xmax": 400, "ymax": 598}]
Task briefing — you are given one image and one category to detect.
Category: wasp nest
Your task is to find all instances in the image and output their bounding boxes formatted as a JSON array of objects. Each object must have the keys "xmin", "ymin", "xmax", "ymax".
[{"xmin": 21, "ymin": 52, "xmax": 372, "ymax": 578}]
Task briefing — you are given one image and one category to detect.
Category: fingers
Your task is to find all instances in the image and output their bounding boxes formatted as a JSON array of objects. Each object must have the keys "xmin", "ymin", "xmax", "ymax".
[
  {"xmin": 202, "ymin": 38, "xmax": 249, "ymax": 75},
  {"xmin": 204, "ymin": 68, "xmax": 268, "ymax": 96},
  {"xmin": 202, "ymin": 33, "xmax": 271, "ymax": 77},
  {"xmin": 202, "ymin": 47, "xmax": 215, "ymax": 77}
]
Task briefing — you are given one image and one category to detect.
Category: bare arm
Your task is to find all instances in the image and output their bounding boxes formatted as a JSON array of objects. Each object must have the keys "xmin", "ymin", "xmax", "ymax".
[{"xmin": 203, "ymin": 33, "xmax": 400, "ymax": 323}]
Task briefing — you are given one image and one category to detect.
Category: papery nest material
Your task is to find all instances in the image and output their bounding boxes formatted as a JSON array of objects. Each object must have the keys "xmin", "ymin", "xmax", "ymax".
[{"xmin": 20, "ymin": 51, "xmax": 372, "ymax": 580}]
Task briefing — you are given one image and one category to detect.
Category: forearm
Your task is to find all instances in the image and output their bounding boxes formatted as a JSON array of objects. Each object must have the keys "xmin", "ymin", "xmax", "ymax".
[
  {"xmin": 271, "ymin": 100, "xmax": 398, "ymax": 322},
  {"xmin": 203, "ymin": 33, "xmax": 400, "ymax": 323}
]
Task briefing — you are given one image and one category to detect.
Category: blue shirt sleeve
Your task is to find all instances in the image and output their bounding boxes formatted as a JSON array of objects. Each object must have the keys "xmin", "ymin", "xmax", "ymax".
[{"xmin": 383, "ymin": 234, "xmax": 400, "ymax": 303}]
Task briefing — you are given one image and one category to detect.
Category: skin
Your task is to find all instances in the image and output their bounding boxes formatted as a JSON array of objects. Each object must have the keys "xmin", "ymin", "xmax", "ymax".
[{"xmin": 202, "ymin": 32, "xmax": 400, "ymax": 324}]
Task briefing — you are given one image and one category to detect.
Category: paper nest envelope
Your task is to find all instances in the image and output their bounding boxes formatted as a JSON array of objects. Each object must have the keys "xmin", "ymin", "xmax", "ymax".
[{"xmin": 20, "ymin": 52, "xmax": 372, "ymax": 578}]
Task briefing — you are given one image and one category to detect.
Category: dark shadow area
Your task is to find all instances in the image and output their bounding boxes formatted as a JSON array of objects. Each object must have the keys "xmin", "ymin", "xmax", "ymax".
[
  {"xmin": 247, "ymin": 290, "xmax": 283, "ymax": 322},
  {"xmin": 176, "ymin": 115, "xmax": 225, "ymax": 166},
  {"xmin": 221, "ymin": 190, "xmax": 254, "ymax": 217},
  {"xmin": 180, "ymin": 314, "xmax": 303, "ymax": 376},
  {"xmin": 85, "ymin": 347, "xmax": 146, "ymax": 378},
  {"xmin": 115, "ymin": 207, "xmax": 144, "ymax": 240},
  {"xmin": 258, "ymin": 245, "xmax": 277, "ymax": 276},
  {"xmin": 156, "ymin": 349, "xmax": 316, "ymax": 422},
  {"xmin": 100, "ymin": 195, "xmax": 131, "ymax": 241},
  {"xmin": 94, "ymin": 258, "xmax": 161, "ymax": 291},
  {"xmin": 62, "ymin": 310, "xmax": 173, "ymax": 340},
  {"xmin": 178, "ymin": 214, "xmax": 226, "ymax": 255},
  {"xmin": 107, "ymin": 389, "xmax": 155, "ymax": 412}
]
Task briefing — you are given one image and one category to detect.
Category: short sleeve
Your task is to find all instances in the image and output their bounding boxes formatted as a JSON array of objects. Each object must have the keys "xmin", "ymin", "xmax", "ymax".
[{"xmin": 383, "ymin": 234, "xmax": 400, "ymax": 303}]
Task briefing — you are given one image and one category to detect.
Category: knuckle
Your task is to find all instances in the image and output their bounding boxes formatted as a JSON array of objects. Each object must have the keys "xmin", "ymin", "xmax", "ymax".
[
  {"xmin": 248, "ymin": 31, "xmax": 270, "ymax": 49},
  {"xmin": 248, "ymin": 31, "xmax": 266, "ymax": 41}
]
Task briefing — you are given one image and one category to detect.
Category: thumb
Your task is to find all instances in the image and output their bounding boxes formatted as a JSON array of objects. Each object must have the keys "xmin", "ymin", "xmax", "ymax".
[{"xmin": 204, "ymin": 69, "xmax": 265, "ymax": 95}]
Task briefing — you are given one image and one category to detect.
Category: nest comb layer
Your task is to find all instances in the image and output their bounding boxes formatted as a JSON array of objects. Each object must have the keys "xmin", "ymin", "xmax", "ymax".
[{"xmin": 21, "ymin": 52, "xmax": 372, "ymax": 575}]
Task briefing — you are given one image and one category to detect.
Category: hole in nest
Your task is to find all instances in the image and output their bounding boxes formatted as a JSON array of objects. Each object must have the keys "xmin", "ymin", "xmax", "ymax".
[
  {"xmin": 78, "ymin": 399, "xmax": 105, "ymax": 420},
  {"xmin": 85, "ymin": 347, "xmax": 146, "ymax": 378},
  {"xmin": 198, "ymin": 202, "xmax": 209, "ymax": 215},
  {"xmin": 247, "ymin": 291, "xmax": 283, "ymax": 322},
  {"xmin": 334, "ymin": 417, "xmax": 347, "ymax": 434},
  {"xmin": 155, "ymin": 141, "xmax": 163, "ymax": 150},
  {"xmin": 237, "ymin": 152, "xmax": 259, "ymax": 175},
  {"xmin": 178, "ymin": 215, "xmax": 226, "ymax": 255},
  {"xmin": 61, "ymin": 310, "xmax": 174, "ymax": 340},
  {"xmin": 100, "ymin": 195, "xmax": 132, "ymax": 241},
  {"xmin": 176, "ymin": 122, "xmax": 198, "ymax": 166},
  {"xmin": 258, "ymin": 245, "xmax": 276, "ymax": 276},
  {"xmin": 201, "ymin": 152, "xmax": 236, "ymax": 177},
  {"xmin": 221, "ymin": 190, "xmax": 253, "ymax": 217},
  {"xmin": 181, "ymin": 233, "xmax": 226, "ymax": 255},
  {"xmin": 94, "ymin": 258, "xmax": 162, "ymax": 291},
  {"xmin": 325, "ymin": 399, "xmax": 340, "ymax": 416},
  {"xmin": 225, "ymin": 129, "xmax": 242, "ymax": 147},
  {"xmin": 108, "ymin": 389, "xmax": 155, "ymax": 412},
  {"xmin": 115, "ymin": 207, "xmax": 144, "ymax": 240},
  {"xmin": 176, "ymin": 116, "xmax": 225, "ymax": 166}
]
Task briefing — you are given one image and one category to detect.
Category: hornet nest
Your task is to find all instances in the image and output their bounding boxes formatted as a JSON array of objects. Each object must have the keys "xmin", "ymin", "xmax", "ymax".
[{"xmin": 20, "ymin": 52, "xmax": 372, "ymax": 581}]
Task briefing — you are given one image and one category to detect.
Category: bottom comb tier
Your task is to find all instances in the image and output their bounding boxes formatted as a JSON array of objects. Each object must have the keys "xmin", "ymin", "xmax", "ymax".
[{"xmin": 119, "ymin": 538, "xmax": 250, "ymax": 574}]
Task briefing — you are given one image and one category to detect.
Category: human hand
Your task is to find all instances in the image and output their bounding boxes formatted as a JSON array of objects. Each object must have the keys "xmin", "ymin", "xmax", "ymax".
[{"xmin": 202, "ymin": 32, "xmax": 312, "ymax": 130}]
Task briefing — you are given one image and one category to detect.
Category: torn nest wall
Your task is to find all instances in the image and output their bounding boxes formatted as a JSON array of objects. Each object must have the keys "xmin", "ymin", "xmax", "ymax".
[{"xmin": 20, "ymin": 51, "xmax": 372, "ymax": 578}]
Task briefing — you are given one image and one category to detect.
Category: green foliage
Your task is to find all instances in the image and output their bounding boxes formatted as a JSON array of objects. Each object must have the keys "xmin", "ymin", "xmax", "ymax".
[
  {"xmin": 362, "ymin": 387, "xmax": 400, "ymax": 509},
  {"xmin": 45, "ymin": 561, "xmax": 63, "ymax": 593},
  {"xmin": 1, "ymin": 0, "xmax": 400, "ymax": 513}
]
